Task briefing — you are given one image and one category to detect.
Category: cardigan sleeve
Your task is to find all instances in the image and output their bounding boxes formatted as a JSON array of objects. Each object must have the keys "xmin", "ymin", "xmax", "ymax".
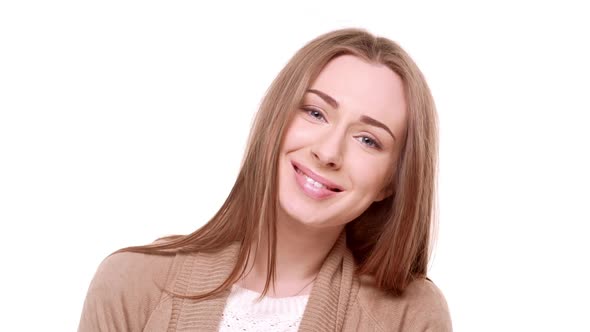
[
  {"xmin": 396, "ymin": 278, "xmax": 452, "ymax": 332},
  {"xmin": 77, "ymin": 251, "xmax": 176, "ymax": 332},
  {"xmin": 355, "ymin": 276, "xmax": 452, "ymax": 332}
]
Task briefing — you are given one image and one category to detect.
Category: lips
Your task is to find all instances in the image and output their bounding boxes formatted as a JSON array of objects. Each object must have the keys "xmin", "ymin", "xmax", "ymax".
[{"xmin": 291, "ymin": 161, "xmax": 344, "ymax": 192}]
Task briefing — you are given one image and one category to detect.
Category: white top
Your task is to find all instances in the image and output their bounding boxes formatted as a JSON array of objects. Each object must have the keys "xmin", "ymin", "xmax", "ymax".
[{"xmin": 218, "ymin": 285, "xmax": 310, "ymax": 332}]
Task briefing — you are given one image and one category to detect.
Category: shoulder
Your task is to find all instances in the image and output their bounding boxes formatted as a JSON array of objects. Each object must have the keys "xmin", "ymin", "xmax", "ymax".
[
  {"xmin": 78, "ymin": 249, "xmax": 186, "ymax": 331},
  {"xmin": 91, "ymin": 250, "xmax": 180, "ymax": 296},
  {"xmin": 354, "ymin": 276, "xmax": 452, "ymax": 332}
]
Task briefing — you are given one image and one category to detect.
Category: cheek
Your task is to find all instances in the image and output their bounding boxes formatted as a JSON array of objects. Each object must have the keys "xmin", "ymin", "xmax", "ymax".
[
  {"xmin": 281, "ymin": 117, "xmax": 315, "ymax": 151},
  {"xmin": 349, "ymin": 158, "xmax": 392, "ymax": 195}
]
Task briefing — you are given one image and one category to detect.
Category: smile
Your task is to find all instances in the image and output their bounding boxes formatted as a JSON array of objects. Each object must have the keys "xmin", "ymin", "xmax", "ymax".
[{"xmin": 291, "ymin": 161, "xmax": 344, "ymax": 200}]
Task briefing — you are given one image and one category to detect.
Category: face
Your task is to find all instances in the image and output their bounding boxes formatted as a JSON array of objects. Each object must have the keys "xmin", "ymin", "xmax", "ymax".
[{"xmin": 277, "ymin": 55, "xmax": 408, "ymax": 230}]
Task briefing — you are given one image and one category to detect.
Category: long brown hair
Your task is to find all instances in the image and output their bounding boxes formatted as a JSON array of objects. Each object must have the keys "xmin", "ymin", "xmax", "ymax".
[{"xmin": 118, "ymin": 28, "xmax": 438, "ymax": 297}]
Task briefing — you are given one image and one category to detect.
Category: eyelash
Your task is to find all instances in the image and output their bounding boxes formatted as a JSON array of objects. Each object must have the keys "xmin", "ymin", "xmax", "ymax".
[
  {"xmin": 301, "ymin": 106, "xmax": 382, "ymax": 150},
  {"xmin": 358, "ymin": 136, "xmax": 381, "ymax": 149},
  {"xmin": 304, "ymin": 106, "xmax": 327, "ymax": 122}
]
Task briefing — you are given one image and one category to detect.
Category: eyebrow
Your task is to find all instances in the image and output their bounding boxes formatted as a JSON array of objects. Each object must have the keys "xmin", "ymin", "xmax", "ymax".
[{"xmin": 306, "ymin": 88, "xmax": 397, "ymax": 141}]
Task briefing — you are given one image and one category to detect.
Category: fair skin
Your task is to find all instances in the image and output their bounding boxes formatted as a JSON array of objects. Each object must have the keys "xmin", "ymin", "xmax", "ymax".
[{"xmin": 241, "ymin": 55, "xmax": 408, "ymax": 297}]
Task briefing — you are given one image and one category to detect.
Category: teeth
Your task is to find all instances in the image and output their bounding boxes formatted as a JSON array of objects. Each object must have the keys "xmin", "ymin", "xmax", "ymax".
[
  {"xmin": 296, "ymin": 166, "xmax": 333, "ymax": 190},
  {"xmin": 305, "ymin": 175, "xmax": 326, "ymax": 188},
  {"xmin": 304, "ymin": 174, "xmax": 326, "ymax": 189}
]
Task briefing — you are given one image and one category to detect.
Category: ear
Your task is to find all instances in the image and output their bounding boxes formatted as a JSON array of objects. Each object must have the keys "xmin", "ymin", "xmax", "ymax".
[{"xmin": 374, "ymin": 186, "xmax": 394, "ymax": 202}]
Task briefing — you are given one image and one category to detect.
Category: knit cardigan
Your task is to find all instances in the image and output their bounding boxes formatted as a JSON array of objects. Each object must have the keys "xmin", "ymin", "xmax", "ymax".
[{"xmin": 78, "ymin": 234, "xmax": 452, "ymax": 331}]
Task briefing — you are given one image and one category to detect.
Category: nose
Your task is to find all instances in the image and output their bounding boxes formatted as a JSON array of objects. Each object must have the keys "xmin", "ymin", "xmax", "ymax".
[{"xmin": 311, "ymin": 129, "xmax": 344, "ymax": 169}]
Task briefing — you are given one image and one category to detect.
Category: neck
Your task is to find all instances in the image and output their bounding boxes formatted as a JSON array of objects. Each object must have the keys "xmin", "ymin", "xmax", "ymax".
[{"xmin": 241, "ymin": 211, "xmax": 344, "ymax": 296}]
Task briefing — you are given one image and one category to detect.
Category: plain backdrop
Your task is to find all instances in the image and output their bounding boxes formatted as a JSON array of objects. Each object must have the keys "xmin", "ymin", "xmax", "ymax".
[{"xmin": 1, "ymin": 1, "xmax": 589, "ymax": 331}]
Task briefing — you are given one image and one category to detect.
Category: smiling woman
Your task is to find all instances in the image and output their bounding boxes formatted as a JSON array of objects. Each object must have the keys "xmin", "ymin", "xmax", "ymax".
[
  {"xmin": 278, "ymin": 55, "xmax": 407, "ymax": 230},
  {"xmin": 78, "ymin": 28, "xmax": 451, "ymax": 331}
]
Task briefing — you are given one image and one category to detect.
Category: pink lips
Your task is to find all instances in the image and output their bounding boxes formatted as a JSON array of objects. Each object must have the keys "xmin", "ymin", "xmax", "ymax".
[{"xmin": 291, "ymin": 161, "xmax": 344, "ymax": 200}]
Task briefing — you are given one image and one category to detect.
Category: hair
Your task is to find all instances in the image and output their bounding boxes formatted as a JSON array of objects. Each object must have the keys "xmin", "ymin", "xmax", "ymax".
[{"xmin": 117, "ymin": 28, "xmax": 438, "ymax": 298}]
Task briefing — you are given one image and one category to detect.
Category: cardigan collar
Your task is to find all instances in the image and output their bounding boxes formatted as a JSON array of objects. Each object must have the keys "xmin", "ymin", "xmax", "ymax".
[{"xmin": 170, "ymin": 231, "xmax": 360, "ymax": 331}]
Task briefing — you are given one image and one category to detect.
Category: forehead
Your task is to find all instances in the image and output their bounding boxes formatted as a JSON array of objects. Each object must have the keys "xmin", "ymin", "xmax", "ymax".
[{"xmin": 309, "ymin": 55, "xmax": 407, "ymax": 137}]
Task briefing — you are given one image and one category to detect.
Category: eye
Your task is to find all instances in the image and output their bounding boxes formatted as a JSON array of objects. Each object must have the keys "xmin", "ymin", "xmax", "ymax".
[
  {"xmin": 356, "ymin": 136, "xmax": 382, "ymax": 150},
  {"xmin": 302, "ymin": 106, "xmax": 327, "ymax": 123}
]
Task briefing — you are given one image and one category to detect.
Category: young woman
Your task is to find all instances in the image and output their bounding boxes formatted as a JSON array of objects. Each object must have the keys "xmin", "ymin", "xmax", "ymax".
[{"xmin": 79, "ymin": 28, "xmax": 451, "ymax": 331}]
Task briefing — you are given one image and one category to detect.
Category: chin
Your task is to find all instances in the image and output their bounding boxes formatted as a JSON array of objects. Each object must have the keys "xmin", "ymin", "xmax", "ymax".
[
  {"xmin": 278, "ymin": 198, "xmax": 350, "ymax": 231},
  {"xmin": 279, "ymin": 200, "xmax": 314, "ymax": 224}
]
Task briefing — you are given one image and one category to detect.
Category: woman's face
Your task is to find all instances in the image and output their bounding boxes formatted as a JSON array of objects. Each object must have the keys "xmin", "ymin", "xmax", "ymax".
[{"xmin": 277, "ymin": 55, "xmax": 408, "ymax": 230}]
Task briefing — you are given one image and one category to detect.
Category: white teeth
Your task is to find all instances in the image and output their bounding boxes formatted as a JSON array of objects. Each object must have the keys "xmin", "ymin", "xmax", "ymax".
[
  {"xmin": 304, "ymin": 174, "xmax": 326, "ymax": 189},
  {"xmin": 296, "ymin": 166, "xmax": 331, "ymax": 190}
]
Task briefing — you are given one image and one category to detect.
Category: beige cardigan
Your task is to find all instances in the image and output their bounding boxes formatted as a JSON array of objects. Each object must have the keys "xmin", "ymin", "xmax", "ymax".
[{"xmin": 79, "ymin": 235, "xmax": 452, "ymax": 331}]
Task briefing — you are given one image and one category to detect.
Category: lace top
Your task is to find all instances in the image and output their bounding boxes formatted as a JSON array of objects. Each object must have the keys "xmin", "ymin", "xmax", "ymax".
[{"xmin": 218, "ymin": 285, "xmax": 310, "ymax": 332}]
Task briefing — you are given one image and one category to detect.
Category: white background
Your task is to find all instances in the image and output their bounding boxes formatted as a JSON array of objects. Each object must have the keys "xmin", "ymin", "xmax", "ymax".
[{"xmin": 1, "ymin": 1, "xmax": 589, "ymax": 331}]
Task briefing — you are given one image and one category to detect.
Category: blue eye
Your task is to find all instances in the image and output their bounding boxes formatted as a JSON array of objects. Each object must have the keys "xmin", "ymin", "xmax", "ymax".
[
  {"xmin": 357, "ymin": 136, "xmax": 381, "ymax": 149},
  {"xmin": 303, "ymin": 107, "xmax": 327, "ymax": 122}
]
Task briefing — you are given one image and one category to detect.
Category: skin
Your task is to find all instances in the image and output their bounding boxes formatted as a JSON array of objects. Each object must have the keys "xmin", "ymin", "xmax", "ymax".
[{"xmin": 241, "ymin": 55, "xmax": 408, "ymax": 297}]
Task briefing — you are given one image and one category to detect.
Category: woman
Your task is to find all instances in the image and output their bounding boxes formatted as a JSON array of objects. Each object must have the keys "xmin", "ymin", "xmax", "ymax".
[{"xmin": 79, "ymin": 28, "xmax": 452, "ymax": 331}]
